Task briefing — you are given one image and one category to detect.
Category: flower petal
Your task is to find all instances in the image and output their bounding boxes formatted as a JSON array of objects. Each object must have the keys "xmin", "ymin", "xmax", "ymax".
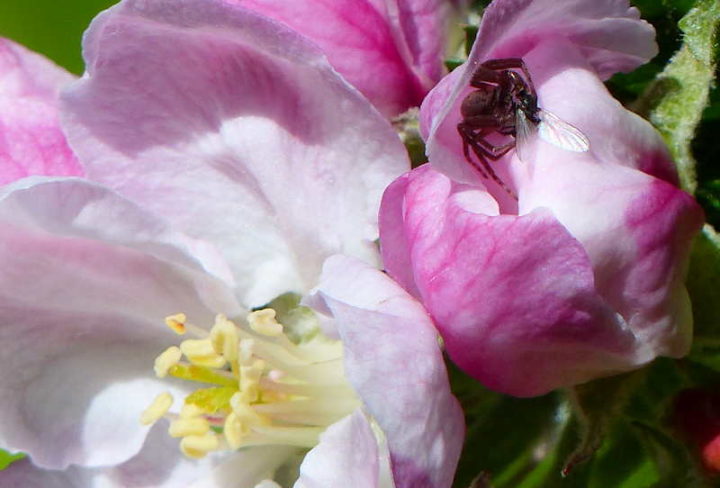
[
  {"xmin": 422, "ymin": 0, "xmax": 659, "ymax": 186},
  {"xmin": 294, "ymin": 411, "xmax": 380, "ymax": 488},
  {"xmin": 519, "ymin": 144, "xmax": 704, "ymax": 361},
  {"xmin": 519, "ymin": 40, "xmax": 678, "ymax": 183},
  {"xmin": 1, "ymin": 425, "xmax": 287, "ymax": 488},
  {"xmin": 0, "ymin": 38, "xmax": 81, "ymax": 184},
  {"xmin": 472, "ymin": 0, "xmax": 656, "ymax": 79},
  {"xmin": 232, "ymin": 0, "xmax": 450, "ymax": 116},
  {"xmin": 311, "ymin": 254, "xmax": 464, "ymax": 488},
  {"xmin": 61, "ymin": 0, "xmax": 409, "ymax": 307},
  {"xmin": 0, "ymin": 178, "xmax": 241, "ymax": 469},
  {"xmin": 380, "ymin": 166, "xmax": 649, "ymax": 396}
]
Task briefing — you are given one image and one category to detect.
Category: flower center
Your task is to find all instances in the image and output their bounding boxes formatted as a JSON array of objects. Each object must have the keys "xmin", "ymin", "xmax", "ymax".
[{"xmin": 141, "ymin": 307, "xmax": 360, "ymax": 459}]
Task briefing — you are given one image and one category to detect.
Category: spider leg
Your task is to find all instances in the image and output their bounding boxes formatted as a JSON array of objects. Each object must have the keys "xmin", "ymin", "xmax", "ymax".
[
  {"xmin": 457, "ymin": 124, "xmax": 518, "ymax": 199},
  {"xmin": 459, "ymin": 125, "xmax": 491, "ymax": 180},
  {"xmin": 462, "ymin": 121, "xmax": 517, "ymax": 158}
]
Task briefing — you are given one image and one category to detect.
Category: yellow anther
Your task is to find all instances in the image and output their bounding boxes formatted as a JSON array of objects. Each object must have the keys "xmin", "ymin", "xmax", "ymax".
[
  {"xmin": 224, "ymin": 412, "xmax": 247, "ymax": 449},
  {"xmin": 149, "ymin": 307, "xmax": 356, "ymax": 458},
  {"xmin": 168, "ymin": 417, "xmax": 210, "ymax": 438},
  {"xmin": 165, "ymin": 313, "xmax": 188, "ymax": 335},
  {"xmin": 239, "ymin": 360, "xmax": 265, "ymax": 403},
  {"xmin": 180, "ymin": 403, "xmax": 206, "ymax": 419},
  {"xmin": 230, "ymin": 395, "xmax": 270, "ymax": 426},
  {"xmin": 210, "ymin": 315, "xmax": 239, "ymax": 361},
  {"xmin": 140, "ymin": 392, "xmax": 173, "ymax": 425},
  {"xmin": 180, "ymin": 433, "xmax": 220, "ymax": 459},
  {"xmin": 248, "ymin": 309, "xmax": 283, "ymax": 337},
  {"xmin": 154, "ymin": 346, "xmax": 182, "ymax": 378},
  {"xmin": 180, "ymin": 339, "xmax": 226, "ymax": 368},
  {"xmin": 187, "ymin": 355, "xmax": 227, "ymax": 369},
  {"xmin": 180, "ymin": 339, "xmax": 215, "ymax": 357}
]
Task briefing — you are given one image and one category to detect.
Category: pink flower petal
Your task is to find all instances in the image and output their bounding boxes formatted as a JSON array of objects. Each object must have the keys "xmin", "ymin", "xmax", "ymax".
[
  {"xmin": 472, "ymin": 0, "xmax": 656, "ymax": 79},
  {"xmin": 232, "ymin": 0, "xmax": 450, "ymax": 117},
  {"xmin": 0, "ymin": 39, "xmax": 82, "ymax": 184},
  {"xmin": 0, "ymin": 178, "xmax": 241, "ymax": 469},
  {"xmin": 520, "ymin": 146, "xmax": 704, "ymax": 361},
  {"xmin": 312, "ymin": 254, "xmax": 464, "ymax": 487},
  {"xmin": 519, "ymin": 40, "xmax": 678, "ymax": 184},
  {"xmin": 422, "ymin": 0, "xmax": 660, "ymax": 188},
  {"xmin": 61, "ymin": 0, "xmax": 409, "ymax": 307},
  {"xmin": 380, "ymin": 166, "xmax": 653, "ymax": 396}
]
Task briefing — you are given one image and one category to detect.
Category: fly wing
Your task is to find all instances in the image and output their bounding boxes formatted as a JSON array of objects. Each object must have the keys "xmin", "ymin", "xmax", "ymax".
[
  {"xmin": 514, "ymin": 108, "xmax": 538, "ymax": 163},
  {"xmin": 537, "ymin": 110, "xmax": 590, "ymax": 152}
]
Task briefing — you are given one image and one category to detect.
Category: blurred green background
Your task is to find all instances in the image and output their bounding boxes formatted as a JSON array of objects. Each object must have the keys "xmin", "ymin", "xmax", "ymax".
[{"xmin": 0, "ymin": 0, "xmax": 116, "ymax": 73}]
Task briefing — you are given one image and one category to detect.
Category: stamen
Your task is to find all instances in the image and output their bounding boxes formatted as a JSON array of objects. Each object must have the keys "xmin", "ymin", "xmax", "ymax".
[
  {"xmin": 140, "ymin": 392, "xmax": 173, "ymax": 425},
  {"xmin": 154, "ymin": 346, "xmax": 182, "ymax": 378},
  {"xmin": 180, "ymin": 403, "xmax": 206, "ymax": 419},
  {"xmin": 164, "ymin": 313, "xmax": 209, "ymax": 338},
  {"xmin": 169, "ymin": 417, "xmax": 211, "ymax": 438},
  {"xmin": 180, "ymin": 339, "xmax": 226, "ymax": 368},
  {"xmin": 165, "ymin": 313, "xmax": 188, "ymax": 335},
  {"xmin": 210, "ymin": 314, "xmax": 239, "ymax": 361},
  {"xmin": 241, "ymin": 425, "xmax": 324, "ymax": 448},
  {"xmin": 146, "ymin": 308, "xmax": 361, "ymax": 460},
  {"xmin": 248, "ymin": 309, "xmax": 283, "ymax": 337},
  {"xmin": 180, "ymin": 433, "xmax": 220, "ymax": 459}
]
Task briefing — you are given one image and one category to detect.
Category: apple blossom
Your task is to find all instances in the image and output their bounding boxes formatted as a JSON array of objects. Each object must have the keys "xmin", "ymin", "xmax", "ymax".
[
  {"xmin": 229, "ymin": 0, "xmax": 456, "ymax": 117},
  {"xmin": 0, "ymin": 39, "xmax": 82, "ymax": 184},
  {"xmin": 0, "ymin": 0, "xmax": 463, "ymax": 486},
  {"xmin": 379, "ymin": 0, "xmax": 705, "ymax": 397}
]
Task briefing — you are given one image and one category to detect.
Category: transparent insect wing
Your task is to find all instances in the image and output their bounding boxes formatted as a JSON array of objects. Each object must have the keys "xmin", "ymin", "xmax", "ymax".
[
  {"xmin": 537, "ymin": 110, "xmax": 590, "ymax": 152},
  {"xmin": 514, "ymin": 108, "xmax": 539, "ymax": 163}
]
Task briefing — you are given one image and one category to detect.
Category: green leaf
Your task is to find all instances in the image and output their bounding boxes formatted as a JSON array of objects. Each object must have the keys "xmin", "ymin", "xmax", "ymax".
[
  {"xmin": 687, "ymin": 225, "xmax": 720, "ymax": 340},
  {"xmin": 0, "ymin": 449, "xmax": 24, "ymax": 470},
  {"xmin": 631, "ymin": 421, "xmax": 711, "ymax": 488},
  {"xmin": 633, "ymin": 0, "xmax": 720, "ymax": 193},
  {"xmin": 588, "ymin": 422, "xmax": 659, "ymax": 488},
  {"xmin": 562, "ymin": 372, "xmax": 644, "ymax": 476},
  {"xmin": 448, "ymin": 362, "xmax": 561, "ymax": 488}
]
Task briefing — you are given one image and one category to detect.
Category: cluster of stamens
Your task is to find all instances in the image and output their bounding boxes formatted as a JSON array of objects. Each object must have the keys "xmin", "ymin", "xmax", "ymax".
[{"xmin": 141, "ymin": 309, "xmax": 359, "ymax": 459}]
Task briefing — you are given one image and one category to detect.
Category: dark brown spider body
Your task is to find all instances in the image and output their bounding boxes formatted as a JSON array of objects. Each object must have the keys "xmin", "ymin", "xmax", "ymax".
[{"xmin": 457, "ymin": 58, "xmax": 539, "ymax": 197}]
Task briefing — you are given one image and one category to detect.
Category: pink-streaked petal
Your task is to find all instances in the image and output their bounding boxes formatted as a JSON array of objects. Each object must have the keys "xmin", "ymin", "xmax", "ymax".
[
  {"xmin": 312, "ymin": 254, "xmax": 464, "ymax": 488},
  {"xmin": 0, "ymin": 178, "xmax": 241, "ymax": 469},
  {"xmin": 520, "ymin": 148, "xmax": 704, "ymax": 361},
  {"xmin": 520, "ymin": 40, "xmax": 678, "ymax": 183},
  {"xmin": 380, "ymin": 166, "xmax": 648, "ymax": 396},
  {"xmin": 0, "ymin": 39, "xmax": 81, "ymax": 185},
  {"xmin": 422, "ymin": 1, "xmax": 659, "ymax": 187},
  {"xmin": 232, "ymin": 0, "xmax": 449, "ymax": 117},
  {"xmin": 61, "ymin": 0, "xmax": 409, "ymax": 307},
  {"xmin": 472, "ymin": 0, "xmax": 656, "ymax": 79},
  {"xmin": 1, "ymin": 426, "xmax": 288, "ymax": 488},
  {"xmin": 0, "ymin": 38, "xmax": 74, "ymax": 99},
  {"xmin": 294, "ymin": 411, "xmax": 379, "ymax": 488},
  {"xmin": 394, "ymin": 0, "xmax": 453, "ymax": 90}
]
